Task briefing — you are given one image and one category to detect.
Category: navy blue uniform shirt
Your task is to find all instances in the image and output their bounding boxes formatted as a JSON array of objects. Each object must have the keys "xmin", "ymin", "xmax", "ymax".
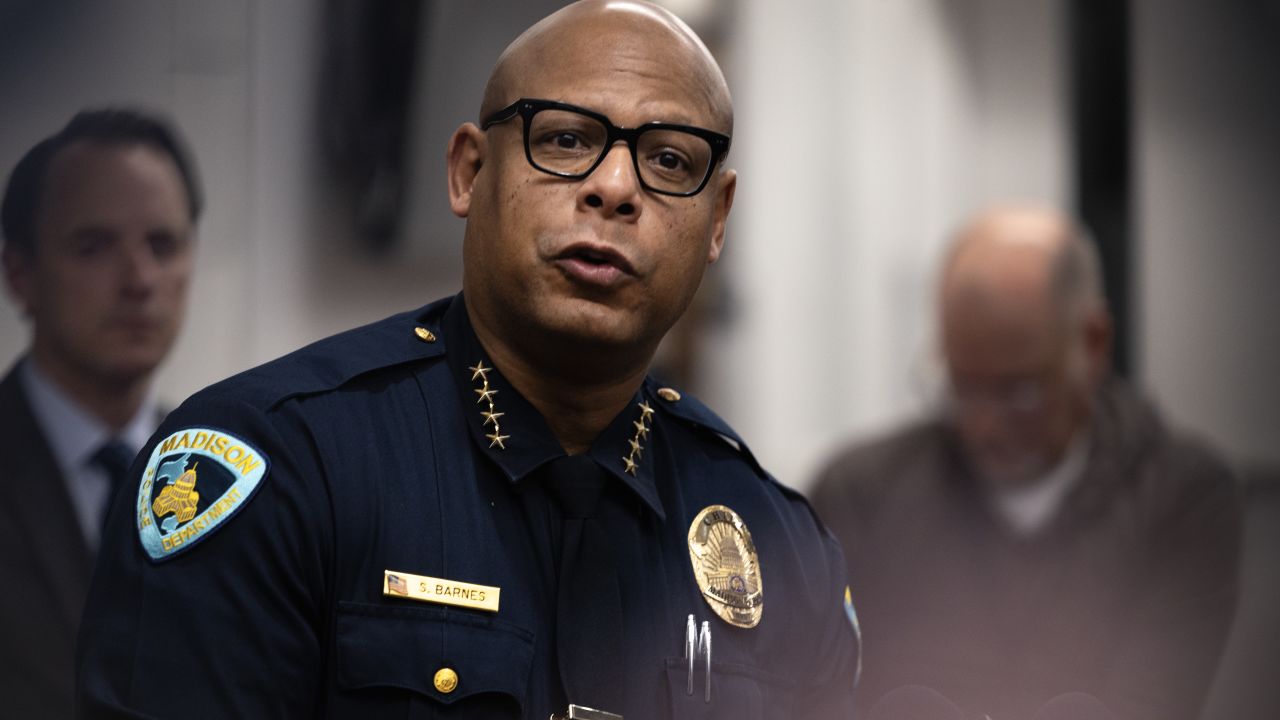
[{"xmin": 77, "ymin": 294, "xmax": 859, "ymax": 718}]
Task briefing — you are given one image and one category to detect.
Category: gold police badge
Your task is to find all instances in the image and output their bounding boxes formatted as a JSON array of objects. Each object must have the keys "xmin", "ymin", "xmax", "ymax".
[{"xmin": 687, "ymin": 505, "xmax": 763, "ymax": 628}]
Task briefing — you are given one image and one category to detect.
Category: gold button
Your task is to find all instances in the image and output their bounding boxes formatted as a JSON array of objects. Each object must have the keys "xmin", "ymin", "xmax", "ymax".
[
  {"xmin": 414, "ymin": 327, "xmax": 437, "ymax": 343},
  {"xmin": 657, "ymin": 387, "xmax": 681, "ymax": 402},
  {"xmin": 433, "ymin": 667, "xmax": 458, "ymax": 694}
]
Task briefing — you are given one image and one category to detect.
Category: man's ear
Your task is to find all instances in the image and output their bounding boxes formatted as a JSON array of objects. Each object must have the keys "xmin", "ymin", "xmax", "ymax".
[
  {"xmin": 1082, "ymin": 305, "xmax": 1113, "ymax": 389},
  {"xmin": 2, "ymin": 243, "xmax": 35, "ymax": 317},
  {"xmin": 447, "ymin": 123, "xmax": 486, "ymax": 218},
  {"xmin": 706, "ymin": 168, "xmax": 736, "ymax": 264}
]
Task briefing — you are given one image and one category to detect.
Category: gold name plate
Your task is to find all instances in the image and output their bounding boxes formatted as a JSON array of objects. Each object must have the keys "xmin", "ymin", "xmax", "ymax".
[{"xmin": 383, "ymin": 569, "xmax": 501, "ymax": 613}]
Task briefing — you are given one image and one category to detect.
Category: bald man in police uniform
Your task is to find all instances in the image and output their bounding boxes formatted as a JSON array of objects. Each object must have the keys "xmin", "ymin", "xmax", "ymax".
[{"xmin": 77, "ymin": 2, "xmax": 860, "ymax": 717}]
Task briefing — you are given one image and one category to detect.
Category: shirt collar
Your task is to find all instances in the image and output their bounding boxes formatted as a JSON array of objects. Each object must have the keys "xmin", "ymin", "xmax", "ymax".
[
  {"xmin": 440, "ymin": 295, "xmax": 666, "ymax": 520},
  {"xmin": 20, "ymin": 356, "xmax": 157, "ymax": 471},
  {"xmin": 988, "ymin": 428, "xmax": 1092, "ymax": 536}
]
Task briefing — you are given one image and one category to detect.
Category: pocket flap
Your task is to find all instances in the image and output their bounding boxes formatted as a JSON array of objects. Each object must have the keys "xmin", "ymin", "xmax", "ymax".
[
  {"xmin": 336, "ymin": 601, "xmax": 535, "ymax": 707},
  {"xmin": 664, "ymin": 656, "xmax": 796, "ymax": 719}
]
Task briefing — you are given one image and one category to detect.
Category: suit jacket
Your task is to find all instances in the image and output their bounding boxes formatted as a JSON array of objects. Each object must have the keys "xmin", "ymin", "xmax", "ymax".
[
  {"xmin": 811, "ymin": 381, "xmax": 1242, "ymax": 720},
  {"xmin": 0, "ymin": 362, "xmax": 94, "ymax": 720}
]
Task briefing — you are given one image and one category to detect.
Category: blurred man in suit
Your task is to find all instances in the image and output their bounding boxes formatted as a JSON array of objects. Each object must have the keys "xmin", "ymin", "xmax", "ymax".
[
  {"xmin": 0, "ymin": 108, "xmax": 201, "ymax": 719},
  {"xmin": 812, "ymin": 205, "xmax": 1241, "ymax": 720}
]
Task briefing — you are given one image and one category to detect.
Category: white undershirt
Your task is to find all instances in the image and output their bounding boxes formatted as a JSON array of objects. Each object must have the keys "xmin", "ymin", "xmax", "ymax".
[{"xmin": 988, "ymin": 430, "xmax": 1092, "ymax": 537}]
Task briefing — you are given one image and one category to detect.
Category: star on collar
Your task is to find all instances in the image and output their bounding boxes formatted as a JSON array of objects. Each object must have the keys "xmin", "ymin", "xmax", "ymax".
[
  {"xmin": 621, "ymin": 401, "xmax": 653, "ymax": 476},
  {"xmin": 468, "ymin": 361, "xmax": 492, "ymax": 382},
  {"xmin": 470, "ymin": 359, "xmax": 509, "ymax": 450}
]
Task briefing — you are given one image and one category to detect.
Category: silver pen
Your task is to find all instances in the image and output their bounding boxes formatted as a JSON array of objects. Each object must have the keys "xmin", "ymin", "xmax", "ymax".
[
  {"xmin": 684, "ymin": 614, "xmax": 696, "ymax": 695},
  {"xmin": 698, "ymin": 620, "xmax": 712, "ymax": 703}
]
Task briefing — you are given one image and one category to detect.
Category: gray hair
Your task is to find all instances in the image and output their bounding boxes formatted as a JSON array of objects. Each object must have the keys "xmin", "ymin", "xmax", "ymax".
[{"xmin": 1050, "ymin": 221, "xmax": 1106, "ymax": 326}]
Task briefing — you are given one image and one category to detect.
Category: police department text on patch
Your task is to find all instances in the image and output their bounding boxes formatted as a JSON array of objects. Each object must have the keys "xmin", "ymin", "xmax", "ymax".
[{"xmin": 136, "ymin": 427, "xmax": 269, "ymax": 561}]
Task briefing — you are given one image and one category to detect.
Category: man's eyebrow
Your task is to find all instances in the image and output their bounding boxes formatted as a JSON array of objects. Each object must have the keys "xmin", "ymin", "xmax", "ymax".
[{"xmin": 68, "ymin": 225, "xmax": 116, "ymax": 239}]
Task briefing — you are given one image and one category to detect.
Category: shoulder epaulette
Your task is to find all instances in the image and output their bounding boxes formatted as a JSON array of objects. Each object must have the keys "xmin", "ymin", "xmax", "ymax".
[
  {"xmin": 196, "ymin": 297, "xmax": 452, "ymax": 412},
  {"xmin": 645, "ymin": 380, "xmax": 767, "ymax": 478}
]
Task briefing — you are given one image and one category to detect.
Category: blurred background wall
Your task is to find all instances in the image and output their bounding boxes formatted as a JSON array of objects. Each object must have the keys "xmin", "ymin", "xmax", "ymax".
[
  {"xmin": 1133, "ymin": 0, "xmax": 1280, "ymax": 481},
  {"xmin": 0, "ymin": 0, "xmax": 1275, "ymax": 487}
]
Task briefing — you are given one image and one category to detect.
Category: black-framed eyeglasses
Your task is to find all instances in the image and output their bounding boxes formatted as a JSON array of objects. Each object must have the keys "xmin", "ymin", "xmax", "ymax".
[{"xmin": 481, "ymin": 98, "xmax": 731, "ymax": 197}]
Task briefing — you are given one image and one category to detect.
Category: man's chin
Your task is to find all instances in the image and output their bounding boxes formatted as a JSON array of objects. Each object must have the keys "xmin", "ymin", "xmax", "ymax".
[
  {"xmin": 537, "ymin": 297, "xmax": 645, "ymax": 348},
  {"xmin": 971, "ymin": 454, "xmax": 1050, "ymax": 490},
  {"xmin": 89, "ymin": 349, "xmax": 168, "ymax": 387}
]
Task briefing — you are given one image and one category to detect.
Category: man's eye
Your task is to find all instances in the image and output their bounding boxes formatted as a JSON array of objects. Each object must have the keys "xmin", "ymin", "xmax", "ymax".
[
  {"xmin": 656, "ymin": 152, "xmax": 685, "ymax": 171},
  {"xmin": 76, "ymin": 240, "xmax": 105, "ymax": 256},
  {"xmin": 71, "ymin": 230, "xmax": 112, "ymax": 257},
  {"xmin": 646, "ymin": 149, "xmax": 693, "ymax": 178},
  {"xmin": 554, "ymin": 133, "xmax": 581, "ymax": 149},
  {"xmin": 149, "ymin": 233, "xmax": 183, "ymax": 259},
  {"xmin": 538, "ymin": 130, "xmax": 596, "ymax": 154}
]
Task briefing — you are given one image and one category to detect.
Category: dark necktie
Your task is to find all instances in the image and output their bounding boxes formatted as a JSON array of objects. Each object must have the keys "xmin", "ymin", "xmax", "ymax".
[
  {"xmin": 543, "ymin": 454, "xmax": 627, "ymax": 711},
  {"xmin": 90, "ymin": 439, "xmax": 133, "ymax": 532}
]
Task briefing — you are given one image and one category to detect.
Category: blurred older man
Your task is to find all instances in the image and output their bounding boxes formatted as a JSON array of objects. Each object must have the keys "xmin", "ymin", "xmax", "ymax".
[{"xmin": 811, "ymin": 205, "xmax": 1240, "ymax": 720}]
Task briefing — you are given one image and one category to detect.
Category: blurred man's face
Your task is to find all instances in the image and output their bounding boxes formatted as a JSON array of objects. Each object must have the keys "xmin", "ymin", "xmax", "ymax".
[
  {"xmin": 941, "ymin": 300, "xmax": 1089, "ymax": 489},
  {"xmin": 451, "ymin": 12, "xmax": 735, "ymax": 359},
  {"xmin": 4, "ymin": 141, "xmax": 195, "ymax": 390}
]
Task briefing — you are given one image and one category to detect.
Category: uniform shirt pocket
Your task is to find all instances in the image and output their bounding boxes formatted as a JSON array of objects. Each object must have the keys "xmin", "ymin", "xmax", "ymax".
[
  {"xmin": 334, "ymin": 601, "xmax": 534, "ymax": 715},
  {"xmin": 663, "ymin": 656, "xmax": 797, "ymax": 720}
]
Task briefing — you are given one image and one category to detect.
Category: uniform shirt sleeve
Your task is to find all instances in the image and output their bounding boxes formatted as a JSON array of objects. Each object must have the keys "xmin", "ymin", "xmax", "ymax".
[
  {"xmin": 77, "ymin": 396, "xmax": 332, "ymax": 718},
  {"xmin": 791, "ymin": 502, "xmax": 862, "ymax": 718}
]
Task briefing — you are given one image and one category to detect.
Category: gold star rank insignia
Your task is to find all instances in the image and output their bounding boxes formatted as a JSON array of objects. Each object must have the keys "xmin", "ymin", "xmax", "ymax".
[
  {"xmin": 621, "ymin": 400, "xmax": 652, "ymax": 475},
  {"xmin": 468, "ymin": 361, "xmax": 491, "ymax": 381},
  {"xmin": 470, "ymin": 359, "xmax": 510, "ymax": 450}
]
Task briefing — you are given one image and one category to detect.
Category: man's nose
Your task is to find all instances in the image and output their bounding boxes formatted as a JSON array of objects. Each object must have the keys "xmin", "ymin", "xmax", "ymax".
[
  {"xmin": 954, "ymin": 393, "xmax": 1010, "ymax": 443},
  {"xmin": 577, "ymin": 142, "xmax": 642, "ymax": 219},
  {"xmin": 118, "ymin": 238, "xmax": 161, "ymax": 293}
]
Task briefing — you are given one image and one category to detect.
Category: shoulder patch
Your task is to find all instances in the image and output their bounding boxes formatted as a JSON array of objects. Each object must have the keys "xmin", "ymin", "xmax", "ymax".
[
  {"xmin": 135, "ymin": 427, "xmax": 269, "ymax": 561},
  {"xmin": 845, "ymin": 584, "xmax": 864, "ymax": 687}
]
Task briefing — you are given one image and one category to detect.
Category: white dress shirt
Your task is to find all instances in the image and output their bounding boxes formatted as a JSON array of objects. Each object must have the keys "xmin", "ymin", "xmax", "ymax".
[{"xmin": 20, "ymin": 357, "xmax": 159, "ymax": 553}]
